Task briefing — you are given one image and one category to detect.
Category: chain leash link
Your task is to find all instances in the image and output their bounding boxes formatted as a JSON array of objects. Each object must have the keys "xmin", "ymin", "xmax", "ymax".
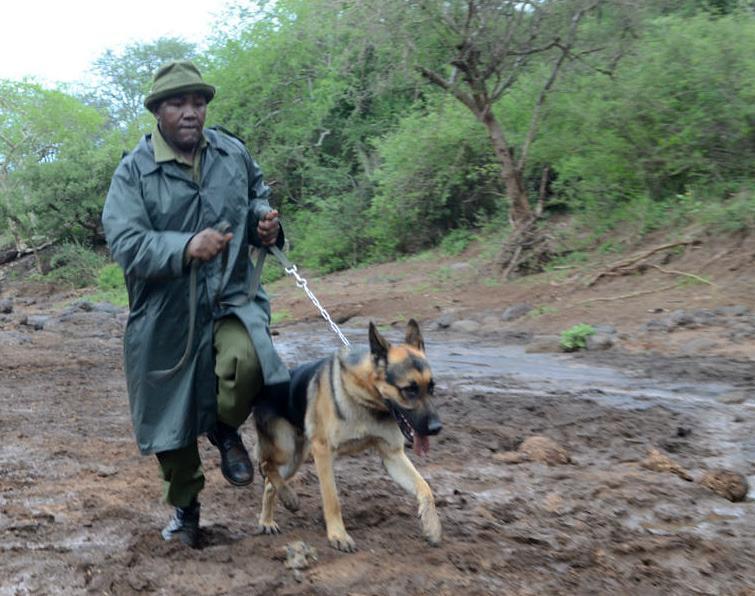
[{"xmin": 283, "ymin": 264, "xmax": 351, "ymax": 347}]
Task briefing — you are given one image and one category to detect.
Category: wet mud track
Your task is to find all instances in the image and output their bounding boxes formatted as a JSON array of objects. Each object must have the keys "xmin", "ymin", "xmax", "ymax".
[{"xmin": 0, "ymin": 315, "xmax": 753, "ymax": 595}]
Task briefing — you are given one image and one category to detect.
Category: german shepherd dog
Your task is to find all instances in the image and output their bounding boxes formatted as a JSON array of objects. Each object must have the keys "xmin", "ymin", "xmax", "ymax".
[{"xmin": 253, "ymin": 319, "xmax": 442, "ymax": 552}]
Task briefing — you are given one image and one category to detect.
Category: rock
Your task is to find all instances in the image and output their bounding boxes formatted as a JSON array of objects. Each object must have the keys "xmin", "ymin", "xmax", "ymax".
[
  {"xmin": 715, "ymin": 305, "xmax": 749, "ymax": 317},
  {"xmin": 449, "ymin": 262, "xmax": 473, "ymax": 272},
  {"xmin": 71, "ymin": 300, "xmax": 94, "ymax": 312},
  {"xmin": 644, "ymin": 319, "xmax": 671, "ymax": 333},
  {"xmin": 501, "ymin": 303, "xmax": 533, "ymax": 321},
  {"xmin": 691, "ymin": 309, "xmax": 718, "ymax": 325},
  {"xmin": 729, "ymin": 322, "xmax": 755, "ymax": 341},
  {"xmin": 669, "ymin": 309, "xmax": 696, "ymax": 329},
  {"xmin": 449, "ymin": 319, "xmax": 481, "ymax": 334},
  {"xmin": 284, "ymin": 541, "xmax": 318, "ymax": 570},
  {"xmin": 525, "ymin": 335, "xmax": 562, "ymax": 353},
  {"xmin": 518, "ymin": 436, "xmax": 571, "ymax": 465},
  {"xmin": 592, "ymin": 324, "xmax": 617, "ymax": 336},
  {"xmin": 92, "ymin": 302, "xmax": 122, "ymax": 314},
  {"xmin": 0, "ymin": 331, "xmax": 32, "ymax": 346},
  {"xmin": 586, "ymin": 334, "xmax": 614, "ymax": 351},
  {"xmin": 699, "ymin": 470, "xmax": 749, "ymax": 502},
  {"xmin": 680, "ymin": 338, "xmax": 719, "ymax": 355},
  {"xmin": 640, "ymin": 448, "xmax": 692, "ymax": 481},
  {"xmin": 716, "ymin": 390, "xmax": 749, "ymax": 405},
  {"xmin": 21, "ymin": 315, "xmax": 50, "ymax": 331},
  {"xmin": 433, "ymin": 311, "xmax": 459, "ymax": 329},
  {"xmin": 0, "ymin": 298, "xmax": 13, "ymax": 314}
]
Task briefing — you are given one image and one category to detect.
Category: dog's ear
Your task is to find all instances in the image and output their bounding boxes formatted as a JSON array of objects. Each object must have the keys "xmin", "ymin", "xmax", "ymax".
[
  {"xmin": 405, "ymin": 318, "xmax": 425, "ymax": 352},
  {"xmin": 369, "ymin": 322, "xmax": 390, "ymax": 364}
]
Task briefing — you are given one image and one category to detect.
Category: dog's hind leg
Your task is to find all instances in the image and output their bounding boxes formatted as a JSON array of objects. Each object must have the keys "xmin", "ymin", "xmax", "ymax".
[
  {"xmin": 262, "ymin": 461, "xmax": 300, "ymax": 513},
  {"xmin": 378, "ymin": 444, "xmax": 442, "ymax": 546},
  {"xmin": 311, "ymin": 438, "xmax": 356, "ymax": 552}
]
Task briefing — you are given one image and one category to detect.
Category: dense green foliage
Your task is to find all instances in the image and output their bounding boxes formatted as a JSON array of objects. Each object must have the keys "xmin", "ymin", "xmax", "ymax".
[{"xmin": 1, "ymin": 1, "xmax": 753, "ymax": 280}]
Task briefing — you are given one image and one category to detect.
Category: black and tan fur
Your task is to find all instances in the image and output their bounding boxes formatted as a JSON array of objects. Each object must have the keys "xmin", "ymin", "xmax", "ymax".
[{"xmin": 253, "ymin": 319, "xmax": 442, "ymax": 552}]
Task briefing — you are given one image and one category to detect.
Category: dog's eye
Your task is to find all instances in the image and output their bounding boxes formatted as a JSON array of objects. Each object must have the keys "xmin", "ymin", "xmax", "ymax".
[{"xmin": 401, "ymin": 382, "xmax": 420, "ymax": 399}]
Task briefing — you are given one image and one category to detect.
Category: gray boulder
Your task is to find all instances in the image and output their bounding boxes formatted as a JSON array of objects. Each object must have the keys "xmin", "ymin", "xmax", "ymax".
[
  {"xmin": 586, "ymin": 334, "xmax": 614, "ymax": 351},
  {"xmin": 525, "ymin": 335, "xmax": 562, "ymax": 353},
  {"xmin": 715, "ymin": 305, "xmax": 749, "ymax": 317},
  {"xmin": 0, "ymin": 298, "xmax": 13, "ymax": 314},
  {"xmin": 450, "ymin": 319, "xmax": 482, "ymax": 334},
  {"xmin": 501, "ymin": 303, "xmax": 533, "ymax": 321},
  {"xmin": 21, "ymin": 315, "xmax": 50, "ymax": 330}
]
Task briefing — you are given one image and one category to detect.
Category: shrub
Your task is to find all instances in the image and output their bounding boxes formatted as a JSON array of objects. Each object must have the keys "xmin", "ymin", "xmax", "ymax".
[
  {"xmin": 45, "ymin": 243, "xmax": 106, "ymax": 288},
  {"xmin": 560, "ymin": 323, "xmax": 596, "ymax": 352},
  {"xmin": 439, "ymin": 229, "xmax": 474, "ymax": 256}
]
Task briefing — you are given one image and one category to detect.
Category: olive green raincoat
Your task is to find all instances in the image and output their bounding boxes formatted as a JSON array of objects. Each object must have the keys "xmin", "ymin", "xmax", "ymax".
[{"xmin": 102, "ymin": 128, "xmax": 289, "ymax": 455}]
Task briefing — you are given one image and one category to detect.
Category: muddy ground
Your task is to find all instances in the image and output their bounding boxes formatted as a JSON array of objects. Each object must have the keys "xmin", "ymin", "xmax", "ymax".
[{"xmin": 0, "ymin": 231, "xmax": 753, "ymax": 595}]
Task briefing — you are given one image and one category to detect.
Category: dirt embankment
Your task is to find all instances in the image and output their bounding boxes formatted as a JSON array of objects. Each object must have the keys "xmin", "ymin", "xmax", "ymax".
[{"xmin": 0, "ymin": 229, "xmax": 753, "ymax": 595}]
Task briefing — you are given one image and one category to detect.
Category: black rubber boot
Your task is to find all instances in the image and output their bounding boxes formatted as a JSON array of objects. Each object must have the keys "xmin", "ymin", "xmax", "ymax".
[
  {"xmin": 161, "ymin": 499, "xmax": 200, "ymax": 548},
  {"xmin": 207, "ymin": 422, "xmax": 254, "ymax": 487}
]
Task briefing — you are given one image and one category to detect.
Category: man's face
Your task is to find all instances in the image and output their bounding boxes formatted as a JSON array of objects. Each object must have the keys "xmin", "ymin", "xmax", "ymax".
[{"xmin": 155, "ymin": 93, "xmax": 207, "ymax": 152}]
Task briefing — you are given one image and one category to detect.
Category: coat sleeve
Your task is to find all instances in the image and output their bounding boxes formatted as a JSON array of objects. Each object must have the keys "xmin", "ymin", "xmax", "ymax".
[
  {"xmin": 102, "ymin": 159, "xmax": 195, "ymax": 280},
  {"xmin": 244, "ymin": 151, "xmax": 285, "ymax": 249}
]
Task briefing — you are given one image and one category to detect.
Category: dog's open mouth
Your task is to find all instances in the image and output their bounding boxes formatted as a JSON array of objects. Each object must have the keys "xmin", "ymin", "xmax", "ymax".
[{"xmin": 387, "ymin": 402, "xmax": 431, "ymax": 457}]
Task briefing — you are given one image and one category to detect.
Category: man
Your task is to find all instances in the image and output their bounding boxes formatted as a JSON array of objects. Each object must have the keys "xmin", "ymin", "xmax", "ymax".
[{"xmin": 102, "ymin": 61, "xmax": 289, "ymax": 548}]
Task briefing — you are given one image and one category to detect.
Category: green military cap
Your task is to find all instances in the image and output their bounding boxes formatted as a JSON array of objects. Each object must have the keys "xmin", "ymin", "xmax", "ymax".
[{"xmin": 144, "ymin": 61, "xmax": 216, "ymax": 112}]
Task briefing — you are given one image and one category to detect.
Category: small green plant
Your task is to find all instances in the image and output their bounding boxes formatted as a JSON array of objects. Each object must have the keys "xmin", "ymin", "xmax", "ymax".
[
  {"xmin": 439, "ymin": 229, "xmax": 474, "ymax": 256},
  {"xmin": 560, "ymin": 323, "xmax": 596, "ymax": 352},
  {"xmin": 528, "ymin": 305, "xmax": 559, "ymax": 318}
]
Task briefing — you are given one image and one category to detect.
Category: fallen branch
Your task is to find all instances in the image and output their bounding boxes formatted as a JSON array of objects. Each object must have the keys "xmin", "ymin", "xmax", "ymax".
[
  {"xmin": 580, "ymin": 283, "xmax": 678, "ymax": 304},
  {"xmin": 648, "ymin": 264, "xmax": 716, "ymax": 287},
  {"xmin": 587, "ymin": 240, "xmax": 696, "ymax": 287}
]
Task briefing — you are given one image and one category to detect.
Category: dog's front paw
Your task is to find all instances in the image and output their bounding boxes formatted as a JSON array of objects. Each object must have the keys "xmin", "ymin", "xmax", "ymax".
[
  {"xmin": 255, "ymin": 521, "xmax": 281, "ymax": 536},
  {"xmin": 328, "ymin": 531, "xmax": 356, "ymax": 553},
  {"xmin": 420, "ymin": 500, "xmax": 442, "ymax": 546},
  {"xmin": 277, "ymin": 484, "xmax": 300, "ymax": 512}
]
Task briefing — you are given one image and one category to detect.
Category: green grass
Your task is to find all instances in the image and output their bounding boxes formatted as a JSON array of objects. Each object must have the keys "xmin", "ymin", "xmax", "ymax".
[
  {"xmin": 528, "ymin": 305, "xmax": 559, "ymax": 318},
  {"xmin": 271, "ymin": 310, "xmax": 291, "ymax": 325}
]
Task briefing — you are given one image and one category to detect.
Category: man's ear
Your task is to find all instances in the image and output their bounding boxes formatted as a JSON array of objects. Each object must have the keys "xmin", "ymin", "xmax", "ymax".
[
  {"xmin": 369, "ymin": 322, "xmax": 390, "ymax": 364},
  {"xmin": 404, "ymin": 318, "xmax": 425, "ymax": 352}
]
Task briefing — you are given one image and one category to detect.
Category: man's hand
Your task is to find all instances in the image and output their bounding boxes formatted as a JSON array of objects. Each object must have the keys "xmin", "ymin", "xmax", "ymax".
[
  {"xmin": 257, "ymin": 210, "xmax": 280, "ymax": 247},
  {"xmin": 187, "ymin": 228, "xmax": 233, "ymax": 262}
]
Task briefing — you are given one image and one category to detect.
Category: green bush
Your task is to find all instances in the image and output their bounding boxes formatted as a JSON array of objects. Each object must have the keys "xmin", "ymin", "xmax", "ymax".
[
  {"xmin": 45, "ymin": 243, "xmax": 106, "ymax": 288},
  {"xmin": 560, "ymin": 324, "xmax": 596, "ymax": 352},
  {"xmin": 439, "ymin": 229, "xmax": 474, "ymax": 256}
]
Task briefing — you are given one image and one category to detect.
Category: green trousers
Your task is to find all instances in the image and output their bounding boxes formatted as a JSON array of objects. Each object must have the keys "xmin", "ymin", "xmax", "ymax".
[{"xmin": 156, "ymin": 316, "xmax": 263, "ymax": 507}]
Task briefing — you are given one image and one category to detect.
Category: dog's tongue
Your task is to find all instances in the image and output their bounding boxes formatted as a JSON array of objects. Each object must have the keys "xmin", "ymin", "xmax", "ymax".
[{"xmin": 413, "ymin": 434, "xmax": 430, "ymax": 456}]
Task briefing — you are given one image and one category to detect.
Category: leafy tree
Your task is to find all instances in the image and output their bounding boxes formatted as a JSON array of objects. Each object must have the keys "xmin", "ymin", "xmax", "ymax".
[
  {"xmin": 0, "ymin": 80, "xmax": 121, "ymax": 250},
  {"xmin": 365, "ymin": 0, "xmax": 637, "ymax": 275},
  {"xmin": 89, "ymin": 38, "xmax": 197, "ymax": 127},
  {"xmin": 537, "ymin": 12, "xmax": 755, "ymax": 211}
]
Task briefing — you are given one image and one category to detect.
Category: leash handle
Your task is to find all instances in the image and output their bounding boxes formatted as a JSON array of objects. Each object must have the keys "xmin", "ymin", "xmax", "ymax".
[{"xmin": 147, "ymin": 220, "xmax": 232, "ymax": 383}]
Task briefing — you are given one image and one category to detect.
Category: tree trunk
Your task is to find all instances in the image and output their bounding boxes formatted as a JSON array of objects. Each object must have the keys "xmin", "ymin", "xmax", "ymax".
[{"xmin": 480, "ymin": 110, "xmax": 532, "ymax": 228}]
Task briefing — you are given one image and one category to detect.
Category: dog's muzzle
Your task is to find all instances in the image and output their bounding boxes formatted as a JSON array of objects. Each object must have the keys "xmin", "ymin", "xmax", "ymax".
[{"xmin": 386, "ymin": 402, "xmax": 441, "ymax": 456}]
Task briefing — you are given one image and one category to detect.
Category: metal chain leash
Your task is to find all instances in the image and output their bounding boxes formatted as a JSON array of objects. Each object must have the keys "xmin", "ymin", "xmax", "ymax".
[{"xmin": 282, "ymin": 262, "xmax": 351, "ymax": 347}]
